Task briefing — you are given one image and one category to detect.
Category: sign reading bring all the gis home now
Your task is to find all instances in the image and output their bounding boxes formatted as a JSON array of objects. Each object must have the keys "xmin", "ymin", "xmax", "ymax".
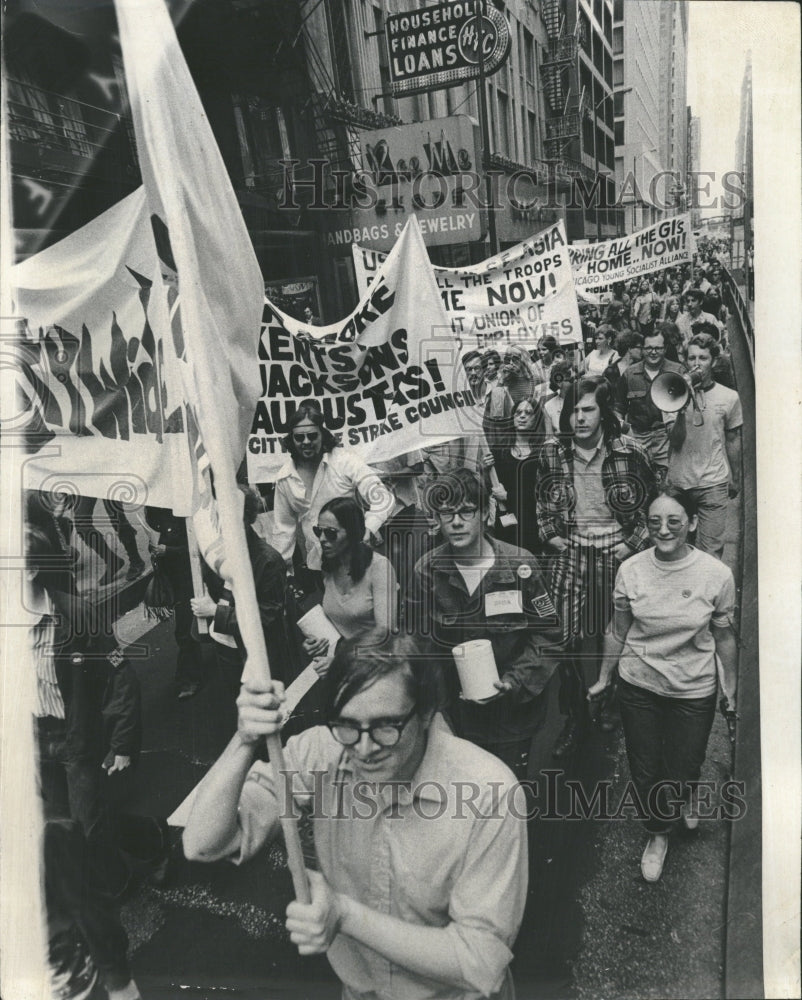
[{"xmin": 385, "ymin": 1, "xmax": 511, "ymax": 97}]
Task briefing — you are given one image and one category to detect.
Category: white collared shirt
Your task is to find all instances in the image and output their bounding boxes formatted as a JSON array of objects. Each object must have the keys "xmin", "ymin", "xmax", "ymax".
[{"xmin": 271, "ymin": 447, "xmax": 394, "ymax": 571}]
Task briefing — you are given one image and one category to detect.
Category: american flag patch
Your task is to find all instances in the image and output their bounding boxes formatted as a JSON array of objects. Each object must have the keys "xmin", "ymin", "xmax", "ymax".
[{"xmin": 531, "ymin": 592, "xmax": 557, "ymax": 617}]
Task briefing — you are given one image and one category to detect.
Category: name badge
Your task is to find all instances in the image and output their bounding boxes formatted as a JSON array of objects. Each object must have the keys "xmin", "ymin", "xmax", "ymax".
[{"xmin": 485, "ymin": 590, "xmax": 523, "ymax": 616}]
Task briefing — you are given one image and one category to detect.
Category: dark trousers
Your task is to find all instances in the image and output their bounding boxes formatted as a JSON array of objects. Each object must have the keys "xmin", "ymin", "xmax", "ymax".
[
  {"xmin": 68, "ymin": 496, "xmax": 142, "ymax": 567},
  {"xmin": 38, "ymin": 720, "xmax": 166, "ymax": 895},
  {"xmin": 474, "ymin": 738, "xmax": 532, "ymax": 783},
  {"xmin": 44, "ymin": 818, "xmax": 132, "ymax": 992},
  {"xmin": 618, "ymin": 678, "xmax": 717, "ymax": 834}
]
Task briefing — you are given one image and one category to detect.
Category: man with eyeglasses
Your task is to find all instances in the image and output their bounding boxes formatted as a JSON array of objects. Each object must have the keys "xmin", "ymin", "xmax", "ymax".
[
  {"xmin": 183, "ymin": 636, "xmax": 528, "ymax": 1000},
  {"xmin": 408, "ymin": 468, "xmax": 560, "ymax": 779},
  {"xmin": 613, "ymin": 327, "xmax": 686, "ymax": 482}
]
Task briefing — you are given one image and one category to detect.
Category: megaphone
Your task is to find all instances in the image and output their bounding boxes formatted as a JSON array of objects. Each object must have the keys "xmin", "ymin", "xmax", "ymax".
[{"xmin": 650, "ymin": 372, "xmax": 690, "ymax": 413}]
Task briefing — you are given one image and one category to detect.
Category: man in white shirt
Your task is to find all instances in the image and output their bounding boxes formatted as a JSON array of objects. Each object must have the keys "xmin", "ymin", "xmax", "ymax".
[
  {"xmin": 271, "ymin": 403, "xmax": 394, "ymax": 582},
  {"xmin": 676, "ymin": 288, "xmax": 722, "ymax": 346}
]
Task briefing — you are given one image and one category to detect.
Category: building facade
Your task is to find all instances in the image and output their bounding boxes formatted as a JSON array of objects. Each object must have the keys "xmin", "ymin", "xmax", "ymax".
[
  {"xmin": 687, "ymin": 111, "xmax": 702, "ymax": 229},
  {"xmin": 613, "ymin": 0, "xmax": 665, "ymax": 234},
  {"xmin": 658, "ymin": 0, "xmax": 688, "ymax": 208},
  {"xmin": 731, "ymin": 50, "xmax": 753, "ymax": 263}
]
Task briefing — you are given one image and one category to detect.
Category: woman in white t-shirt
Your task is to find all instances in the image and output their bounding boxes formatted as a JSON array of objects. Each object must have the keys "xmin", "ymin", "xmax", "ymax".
[
  {"xmin": 587, "ymin": 486, "xmax": 738, "ymax": 884},
  {"xmin": 583, "ymin": 325, "xmax": 619, "ymax": 377}
]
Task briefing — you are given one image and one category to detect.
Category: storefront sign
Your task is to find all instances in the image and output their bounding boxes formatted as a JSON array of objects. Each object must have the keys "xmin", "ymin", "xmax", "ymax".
[
  {"xmin": 345, "ymin": 115, "xmax": 483, "ymax": 251},
  {"xmin": 385, "ymin": 1, "xmax": 511, "ymax": 97}
]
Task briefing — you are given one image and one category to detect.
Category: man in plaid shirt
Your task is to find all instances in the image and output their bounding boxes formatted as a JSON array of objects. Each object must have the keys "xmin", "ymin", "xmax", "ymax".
[{"xmin": 536, "ymin": 375, "xmax": 655, "ymax": 757}]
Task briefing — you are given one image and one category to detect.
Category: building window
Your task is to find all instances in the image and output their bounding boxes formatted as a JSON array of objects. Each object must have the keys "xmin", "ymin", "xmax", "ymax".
[
  {"xmin": 615, "ymin": 119, "xmax": 624, "ymax": 145},
  {"xmin": 498, "ymin": 90, "xmax": 510, "ymax": 156}
]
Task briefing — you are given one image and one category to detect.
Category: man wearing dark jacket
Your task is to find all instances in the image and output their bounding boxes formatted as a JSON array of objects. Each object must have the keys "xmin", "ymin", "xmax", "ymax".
[
  {"xmin": 613, "ymin": 326, "xmax": 686, "ymax": 481},
  {"xmin": 26, "ymin": 523, "xmax": 150, "ymax": 999}
]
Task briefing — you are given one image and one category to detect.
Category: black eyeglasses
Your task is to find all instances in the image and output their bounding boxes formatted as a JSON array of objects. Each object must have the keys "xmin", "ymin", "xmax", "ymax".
[
  {"xmin": 293, "ymin": 431, "xmax": 321, "ymax": 443},
  {"xmin": 328, "ymin": 705, "xmax": 417, "ymax": 748},
  {"xmin": 436, "ymin": 506, "xmax": 479, "ymax": 523},
  {"xmin": 313, "ymin": 525, "xmax": 341, "ymax": 541}
]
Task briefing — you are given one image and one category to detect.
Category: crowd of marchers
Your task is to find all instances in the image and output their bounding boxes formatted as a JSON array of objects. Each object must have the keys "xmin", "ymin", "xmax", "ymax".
[{"xmin": 25, "ymin": 238, "xmax": 742, "ymax": 1000}]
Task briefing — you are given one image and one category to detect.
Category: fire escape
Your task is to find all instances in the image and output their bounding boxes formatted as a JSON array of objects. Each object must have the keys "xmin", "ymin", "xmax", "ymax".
[
  {"xmin": 299, "ymin": 0, "xmax": 405, "ymax": 189},
  {"xmin": 538, "ymin": 0, "xmax": 593, "ymax": 183}
]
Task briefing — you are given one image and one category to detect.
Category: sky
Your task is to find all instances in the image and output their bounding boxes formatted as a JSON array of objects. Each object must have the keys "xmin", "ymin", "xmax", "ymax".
[{"xmin": 685, "ymin": 1, "xmax": 786, "ymax": 216}]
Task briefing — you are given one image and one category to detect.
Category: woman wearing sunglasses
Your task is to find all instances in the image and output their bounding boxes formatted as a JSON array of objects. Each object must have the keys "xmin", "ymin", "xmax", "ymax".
[
  {"xmin": 302, "ymin": 497, "xmax": 398, "ymax": 674},
  {"xmin": 587, "ymin": 485, "xmax": 738, "ymax": 883},
  {"xmin": 271, "ymin": 403, "xmax": 394, "ymax": 593}
]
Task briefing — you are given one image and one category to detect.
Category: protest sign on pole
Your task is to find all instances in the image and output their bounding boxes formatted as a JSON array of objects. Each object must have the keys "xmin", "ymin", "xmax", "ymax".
[
  {"xmin": 248, "ymin": 216, "xmax": 474, "ymax": 484},
  {"xmin": 352, "ymin": 219, "xmax": 582, "ymax": 352},
  {"xmin": 115, "ymin": 0, "xmax": 309, "ymax": 902},
  {"xmin": 568, "ymin": 214, "xmax": 696, "ymax": 291}
]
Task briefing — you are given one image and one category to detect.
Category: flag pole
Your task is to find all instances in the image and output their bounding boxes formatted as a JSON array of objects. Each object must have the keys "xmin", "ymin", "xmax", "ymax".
[{"xmin": 185, "ymin": 517, "xmax": 209, "ymax": 635}]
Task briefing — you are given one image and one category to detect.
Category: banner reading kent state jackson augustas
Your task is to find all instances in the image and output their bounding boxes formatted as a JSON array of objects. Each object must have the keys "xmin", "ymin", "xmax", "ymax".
[
  {"xmin": 247, "ymin": 217, "xmax": 474, "ymax": 484},
  {"xmin": 568, "ymin": 214, "xmax": 696, "ymax": 290}
]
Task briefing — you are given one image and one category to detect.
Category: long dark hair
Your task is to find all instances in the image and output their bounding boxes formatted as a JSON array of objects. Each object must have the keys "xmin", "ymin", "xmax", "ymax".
[
  {"xmin": 510, "ymin": 395, "xmax": 546, "ymax": 451},
  {"xmin": 318, "ymin": 496, "xmax": 374, "ymax": 583},
  {"xmin": 559, "ymin": 375, "xmax": 622, "ymax": 440},
  {"xmin": 282, "ymin": 402, "xmax": 338, "ymax": 462}
]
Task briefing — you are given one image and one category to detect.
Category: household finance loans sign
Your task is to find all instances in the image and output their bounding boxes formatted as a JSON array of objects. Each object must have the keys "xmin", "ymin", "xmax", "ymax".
[
  {"xmin": 353, "ymin": 220, "xmax": 581, "ymax": 349},
  {"xmin": 569, "ymin": 215, "xmax": 696, "ymax": 291},
  {"xmin": 247, "ymin": 218, "xmax": 475, "ymax": 483}
]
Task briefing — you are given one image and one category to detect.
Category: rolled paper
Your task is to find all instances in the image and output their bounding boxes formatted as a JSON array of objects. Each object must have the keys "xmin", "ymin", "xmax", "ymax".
[
  {"xmin": 297, "ymin": 603, "xmax": 342, "ymax": 646},
  {"xmin": 452, "ymin": 639, "xmax": 500, "ymax": 701}
]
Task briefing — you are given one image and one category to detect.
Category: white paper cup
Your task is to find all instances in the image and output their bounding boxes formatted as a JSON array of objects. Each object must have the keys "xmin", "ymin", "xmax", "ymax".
[{"xmin": 452, "ymin": 639, "xmax": 500, "ymax": 701}]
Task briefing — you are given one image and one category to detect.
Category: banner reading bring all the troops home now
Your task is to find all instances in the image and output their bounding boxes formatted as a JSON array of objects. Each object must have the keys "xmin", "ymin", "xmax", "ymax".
[
  {"xmin": 353, "ymin": 219, "xmax": 582, "ymax": 351},
  {"xmin": 568, "ymin": 214, "xmax": 696, "ymax": 291}
]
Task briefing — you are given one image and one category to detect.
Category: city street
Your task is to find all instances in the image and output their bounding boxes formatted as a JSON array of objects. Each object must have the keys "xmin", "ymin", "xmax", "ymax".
[{"xmin": 111, "ymin": 491, "xmax": 742, "ymax": 999}]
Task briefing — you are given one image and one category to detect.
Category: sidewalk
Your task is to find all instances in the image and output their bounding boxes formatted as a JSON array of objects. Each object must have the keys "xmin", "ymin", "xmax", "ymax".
[{"xmin": 570, "ymin": 500, "xmax": 742, "ymax": 999}]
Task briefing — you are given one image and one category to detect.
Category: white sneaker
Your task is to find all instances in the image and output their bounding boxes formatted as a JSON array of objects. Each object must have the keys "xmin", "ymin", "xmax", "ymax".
[
  {"xmin": 641, "ymin": 834, "xmax": 669, "ymax": 882},
  {"xmin": 682, "ymin": 796, "xmax": 699, "ymax": 831}
]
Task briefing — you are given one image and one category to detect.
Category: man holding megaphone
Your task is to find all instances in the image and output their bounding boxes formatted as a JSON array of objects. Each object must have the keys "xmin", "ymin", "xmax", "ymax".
[
  {"xmin": 665, "ymin": 333, "xmax": 743, "ymax": 560},
  {"xmin": 613, "ymin": 326, "xmax": 687, "ymax": 481}
]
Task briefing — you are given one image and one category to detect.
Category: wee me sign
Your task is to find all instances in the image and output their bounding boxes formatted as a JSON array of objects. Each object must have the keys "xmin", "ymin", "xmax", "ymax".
[{"xmin": 385, "ymin": 1, "xmax": 511, "ymax": 97}]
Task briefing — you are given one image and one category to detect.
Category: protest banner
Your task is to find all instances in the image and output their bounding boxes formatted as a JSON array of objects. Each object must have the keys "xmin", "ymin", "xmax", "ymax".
[
  {"xmin": 568, "ymin": 214, "xmax": 696, "ymax": 290},
  {"xmin": 9, "ymin": 187, "xmax": 195, "ymax": 512},
  {"xmin": 248, "ymin": 216, "xmax": 472, "ymax": 484},
  {"xmin": 352, "ymin": 219, "xmax": 582, "ymax": 351}
]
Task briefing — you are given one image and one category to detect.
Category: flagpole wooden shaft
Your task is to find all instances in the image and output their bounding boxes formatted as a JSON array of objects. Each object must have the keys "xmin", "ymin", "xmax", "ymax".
[
  {"xmin": 267, "ymin": 733, "xmax": 312, "ymax": 904},
  {"xmin": 185, "ymin": 517, "xmax": 209, "ymax": 635}
]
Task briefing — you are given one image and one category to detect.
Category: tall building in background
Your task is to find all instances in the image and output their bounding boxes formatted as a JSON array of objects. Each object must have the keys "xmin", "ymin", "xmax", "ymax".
[
  {"xmin": 732, "ymin": 50, "xmax": 753, "ymax": 261},
  {"xmin": 687, "ymin": 112, "xmax": 702, "ymax": 228},
  {"xmin": 658, "ymin": 1, "xmax": 688, "ymax": 210},
  {"xmin": 540, "ymin": 0, "xmax": 617, "ymax": 242},
  {"xmin": 613, "ymin": 0, "xmax": 665, "ymax": 234}
]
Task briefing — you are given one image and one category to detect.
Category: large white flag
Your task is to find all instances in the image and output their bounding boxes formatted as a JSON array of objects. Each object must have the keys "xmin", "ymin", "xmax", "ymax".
[{"xmin": 115, "ymin": 0, "xmax": 309, "ymax": 898}]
